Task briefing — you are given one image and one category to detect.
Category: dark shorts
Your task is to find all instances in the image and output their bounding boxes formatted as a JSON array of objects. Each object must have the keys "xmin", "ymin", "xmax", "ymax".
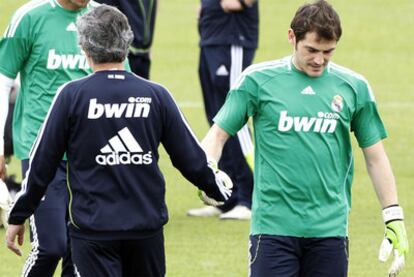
[
  {"xmin": 71, "ymin": 229, "xmax": 166, "ymax": 277},
  {"xmin": 249, "ymin": 235, "xmax": 348, "ymax": 277}
]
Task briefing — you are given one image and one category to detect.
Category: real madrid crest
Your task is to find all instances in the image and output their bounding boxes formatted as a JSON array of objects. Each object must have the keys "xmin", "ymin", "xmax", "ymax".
[{"xmin": 331, "ymin": 95, "xmax": 343, "ymax": 113}]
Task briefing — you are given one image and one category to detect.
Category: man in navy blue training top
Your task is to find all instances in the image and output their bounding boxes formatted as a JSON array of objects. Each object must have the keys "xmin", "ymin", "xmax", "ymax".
[
  {"xmin": 188, "ymin": 0, "xmax": 258, "ymax": 220},
  {"xmin": 6, "ymin": 5, "xmax": 232, "ymax": 277},
  {"xmin": 96, "ymin": 0, "xmax": 157, "ymax": 79}
]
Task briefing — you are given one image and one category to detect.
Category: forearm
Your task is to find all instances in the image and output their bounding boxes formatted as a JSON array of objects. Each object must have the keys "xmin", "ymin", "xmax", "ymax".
[
  {"xmin": 363, "ymin": 141, "xmax": 398, "ymax": 208},
  {"xmin": 201, "ymin": 124, "xmax": 230, "ymax": 161},
  {"xmin": 243, "ymin": 0, "xmax": 257, "ymax": 6},
  {"xmin": 220, "ymin": 0, "xmax": 256, "ymax": 13}
]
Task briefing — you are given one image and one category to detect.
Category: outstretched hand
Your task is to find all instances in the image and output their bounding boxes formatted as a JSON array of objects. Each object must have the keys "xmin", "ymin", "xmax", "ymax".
[
  {"xmin": 6, "ymin": 224, "xmax": 25, "ymax": 256},
  {"xmin": 199, "ymin": 159, "xmax": 233, "ymax": 206}
]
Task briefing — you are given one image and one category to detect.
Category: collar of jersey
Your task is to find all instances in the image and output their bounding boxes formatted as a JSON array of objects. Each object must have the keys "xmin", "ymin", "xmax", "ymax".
[
  {"xmin": 290, "ymin": 57, "xmax": 329, "ymax": 79},
  {"xmin": 52, "ymin": 0, "xmax": 89, "ymax": 14}
]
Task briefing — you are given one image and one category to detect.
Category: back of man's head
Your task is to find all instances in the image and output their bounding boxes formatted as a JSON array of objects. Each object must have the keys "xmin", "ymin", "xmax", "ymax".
[
  {"xmin": 290, "ymin": 0, "xmax": 342, "ymax": 42},
  {"xmin": 77, "ymin": 4, "xmax": 133, "ymax": 64}
]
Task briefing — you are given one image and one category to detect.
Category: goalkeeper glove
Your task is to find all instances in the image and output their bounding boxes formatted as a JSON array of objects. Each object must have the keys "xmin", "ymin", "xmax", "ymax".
[
  {"xmin": 378, "ymin": 205, "xmax": 409, "ymax": 277},
  {"xmin": 199, "ymin": 158, "xmax": 233, "ymax": 206}
]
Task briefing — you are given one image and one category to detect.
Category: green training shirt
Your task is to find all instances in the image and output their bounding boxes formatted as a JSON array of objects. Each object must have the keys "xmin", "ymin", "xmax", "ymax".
[
  {"xmin": 214, "ymin": 56, "xmax": 387, "ymax": 237},
  {"xmin": 0, "ymin": 0, "xmax": 98, "ymax": 159}
]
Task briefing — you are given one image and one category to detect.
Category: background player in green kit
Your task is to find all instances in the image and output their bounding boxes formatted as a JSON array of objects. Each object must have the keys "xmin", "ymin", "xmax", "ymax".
[
  {"xmin": 0, "ymin": 0, "xmax": 97, "ymax": 276},
  {"xmin": 201, "ymin": 0, "xmax": 408, "ymax": 276}
]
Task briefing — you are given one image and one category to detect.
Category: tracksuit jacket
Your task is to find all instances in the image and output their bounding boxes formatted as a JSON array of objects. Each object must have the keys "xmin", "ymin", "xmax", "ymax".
[{"xmin": 9, "ymin": 70, "xmax": 225, "ymax": 240}]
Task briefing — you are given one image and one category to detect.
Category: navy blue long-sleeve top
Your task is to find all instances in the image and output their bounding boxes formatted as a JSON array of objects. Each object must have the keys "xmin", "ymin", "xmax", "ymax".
[
  {"xmin": 9, "ymin": 70, "xmax": 224, "ymax": 240},
  {"xmin": 199, "ymin": 0, "xmax": 259, "ymax": 49}
]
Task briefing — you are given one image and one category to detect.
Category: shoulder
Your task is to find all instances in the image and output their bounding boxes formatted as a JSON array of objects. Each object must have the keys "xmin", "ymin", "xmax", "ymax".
[
  {"xmin": 131, "ymin": 74, "xmax": 171, "ymax": 97},
  {"xmin": 328, "ymin": 62, "xmax": 374, "ymax": 100},
  {"xmin": 5, "ymin": 0, "xmax": 54, "ymax": 37},
  {"xmin": 233, "ymin": 56, "xmax": 291, "ymax": 89},
  {"xmin": 131, "ymin": 75, "xmax": 180, "ymax": 110},
  {"xmin": 246, "ymin": 56, "xmax": 291, "ymax": 77}
]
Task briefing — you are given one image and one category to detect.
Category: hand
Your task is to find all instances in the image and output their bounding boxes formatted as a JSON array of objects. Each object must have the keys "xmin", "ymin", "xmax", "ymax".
[
  {"xmin": 200, "ymin": 159, "xmax": 233, "ymax": 206},
  {"xmin": 0, "ymin": 155, "xmax": 6, "ymax": 181},
  {"xmin": 0, "ymin": 179, "xmax": 12, "ymax": 228},
  {"xmin": 378, "ymin": 206, "xmax": 409, "ymax": 277},
  {"xmin": 6, "ymin": 224, "xmax": 25, "ymax": 256},
  {"xmin": 220, "ymin": 0, "xmax": 243, "ymax": 13}
]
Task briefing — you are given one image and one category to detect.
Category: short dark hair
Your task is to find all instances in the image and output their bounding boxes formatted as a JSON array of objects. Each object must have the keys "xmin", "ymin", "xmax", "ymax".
[
  {"xmin": 290, "ymin": 0, "xmax": 342, "ymax": 42},
  {"xmin": 77, "ymin": 5, "xmax": 133, "ymax": 64}
]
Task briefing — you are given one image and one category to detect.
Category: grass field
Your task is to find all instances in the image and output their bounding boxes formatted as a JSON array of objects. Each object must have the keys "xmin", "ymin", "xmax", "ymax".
[{"xmin": 1, "ymin": 0, "xmax": 413, "ymax": 276}]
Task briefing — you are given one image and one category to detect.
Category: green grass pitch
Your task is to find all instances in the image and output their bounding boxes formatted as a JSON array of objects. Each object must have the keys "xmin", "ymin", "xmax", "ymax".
[{"xmin": 0, "ymin": 0, "xmax": 413, "ymax": 276}]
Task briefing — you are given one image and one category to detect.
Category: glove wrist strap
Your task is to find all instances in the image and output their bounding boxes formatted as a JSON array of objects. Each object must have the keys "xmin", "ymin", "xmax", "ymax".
[{"xmin": 382, "ymin": 205, "xmax": 404, "ymax": 223}]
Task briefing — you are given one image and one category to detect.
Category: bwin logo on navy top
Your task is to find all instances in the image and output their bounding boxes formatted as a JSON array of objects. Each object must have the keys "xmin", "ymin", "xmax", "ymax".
[
  {"xmin": 96, "ymin": 127, "xmax": 153, "ymax": 166},
  {"xmin": 88, "ymin": 97, "xmax": 152, "ymax": 119}
]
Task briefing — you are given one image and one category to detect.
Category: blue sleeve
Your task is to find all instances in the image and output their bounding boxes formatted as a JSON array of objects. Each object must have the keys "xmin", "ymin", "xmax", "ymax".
[
  {"xmin": 8, "ymin": 84, "xmax": 71, "ymax": 224},
  {"xmin": 159, "ymin": 88, "xmax": 224, "ymax": 201}
]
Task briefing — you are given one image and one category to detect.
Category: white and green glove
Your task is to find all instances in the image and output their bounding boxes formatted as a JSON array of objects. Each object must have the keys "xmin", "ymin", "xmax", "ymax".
[
  {"xmin": 378, "ymin": 205, "xmax": 409, "ymax": 277},
  {"xmin": 199, "ymin": 158, "xmax": 233, "ymax": 207}
]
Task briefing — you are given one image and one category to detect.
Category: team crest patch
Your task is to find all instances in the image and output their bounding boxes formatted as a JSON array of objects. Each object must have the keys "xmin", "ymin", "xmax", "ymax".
[{"xmin": 331, "ymin": 95, "xmax": 344, "ymax": 112}]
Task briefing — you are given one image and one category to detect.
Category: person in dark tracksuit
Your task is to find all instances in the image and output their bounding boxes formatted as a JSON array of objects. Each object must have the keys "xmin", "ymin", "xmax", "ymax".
[
  {"xmin": 187, "ymin": 0, "xmax": 258, "ymax": 220},
  {"xmin": 6, "ymin": 5, "xmax": 232, "ymax": 277},
  {"xmin": 96, "ymin": 0, "xmax": 157, "ymax": 79},
  {"xmin": 0, "ymin": 1, "xmax": 99, "ymax": 276}
]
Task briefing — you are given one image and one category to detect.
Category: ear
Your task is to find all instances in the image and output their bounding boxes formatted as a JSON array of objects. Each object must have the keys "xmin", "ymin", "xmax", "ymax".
[{"xmin": 288, "ymin": 29, "xmax": 296, "ymax": 46}]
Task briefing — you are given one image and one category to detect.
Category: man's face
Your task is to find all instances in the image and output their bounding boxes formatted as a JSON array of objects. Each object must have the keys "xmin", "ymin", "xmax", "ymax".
[{"xmin": 288, "ymin": 30, "xmax": 337, "ymax": 77}]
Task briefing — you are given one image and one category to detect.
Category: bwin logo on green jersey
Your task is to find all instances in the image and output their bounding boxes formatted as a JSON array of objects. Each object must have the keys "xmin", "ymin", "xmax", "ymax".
[
  {"xmin": 278, "ymin": 111, "xmax": 338, "ymax": 133},
  {"xmin": 47, "ymin": 49, "xmax": 89, "ymax": 70}
]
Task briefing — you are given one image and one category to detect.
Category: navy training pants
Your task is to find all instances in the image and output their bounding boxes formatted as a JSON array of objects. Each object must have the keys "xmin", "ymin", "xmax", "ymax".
[
  {"xmin": 21, "ymin": 160, "xmax": 74, "ymax": 277},
  {"xmin": 198, "ymin": 45, "xmax": 255, "ymax": 211}
]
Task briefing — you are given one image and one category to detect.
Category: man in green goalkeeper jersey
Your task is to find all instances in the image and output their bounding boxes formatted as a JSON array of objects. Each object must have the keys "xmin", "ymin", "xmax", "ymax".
[
  {"xmin": 201, "ymin": 0, "xmax": 408, "ymax": 276},
  {"xmin": 0, "ymin": 0, "xmax": 97, "ymax": 276}
]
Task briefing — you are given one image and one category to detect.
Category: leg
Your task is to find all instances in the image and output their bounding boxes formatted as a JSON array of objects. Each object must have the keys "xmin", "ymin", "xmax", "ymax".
[
  {"xmin": 121, "ymin": 230, "xmax": 166, "ymax": 277},
  {"xmin": 300, "ymin": 237, "xmax": 348, "ymax": 277},
  {"xmin": 249, "ymin": 235, "xmax": 300, "ymax": 277},
  {"xmin": 189, "ymin": 46, "xmax": 253, "ymax": 218},
  {"xmin": 61, "ymin": 231, "xmax": 75, "ymax": 277},
  {"xmin": 186, "ymin": 47, "xmax": 233, "ymax": 217},
  {"xmin": 230, "ymin": 46, "xmax": 255, "ymax": 208},
  {"xmin": 21, "ymin": 160, "xmax": 74, "ymax": 277},
  {"xmin": 198, "ymin": 47, "xmax": 217, "ymax": 125},
  {"xmin": 205, "ymin": 45, "xmax": 254, "ymax": 214},
  {"xmin": 71, "ymin": 237, "xmax": 122, "ymax": 277}
]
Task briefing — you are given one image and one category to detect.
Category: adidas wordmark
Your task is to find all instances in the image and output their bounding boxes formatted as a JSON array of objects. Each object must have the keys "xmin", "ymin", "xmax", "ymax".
[{"xmin": 96, "ymin": 127, "xmax": 153, "ymax": 166}]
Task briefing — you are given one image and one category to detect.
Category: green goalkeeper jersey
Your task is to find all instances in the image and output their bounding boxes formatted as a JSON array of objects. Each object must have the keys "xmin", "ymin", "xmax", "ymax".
[
  {"xmin": 0, "ymin": 0, "xmax": 98, "ymax": 159},
  {"xmin": 214, "ymin": 56, "xmax": 387, "ymax": 237}
]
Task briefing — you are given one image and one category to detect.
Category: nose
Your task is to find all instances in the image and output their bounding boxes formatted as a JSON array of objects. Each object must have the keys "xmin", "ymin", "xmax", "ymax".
[{"xmin": 314, "ymin": 53, "xmax": 324, "ymax": 65}]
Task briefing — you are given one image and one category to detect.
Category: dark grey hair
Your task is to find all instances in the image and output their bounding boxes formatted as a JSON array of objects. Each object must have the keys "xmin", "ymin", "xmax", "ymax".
[{"xmin": 77, "ymin": 4, "xmax": 133, "ymax": 64}]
